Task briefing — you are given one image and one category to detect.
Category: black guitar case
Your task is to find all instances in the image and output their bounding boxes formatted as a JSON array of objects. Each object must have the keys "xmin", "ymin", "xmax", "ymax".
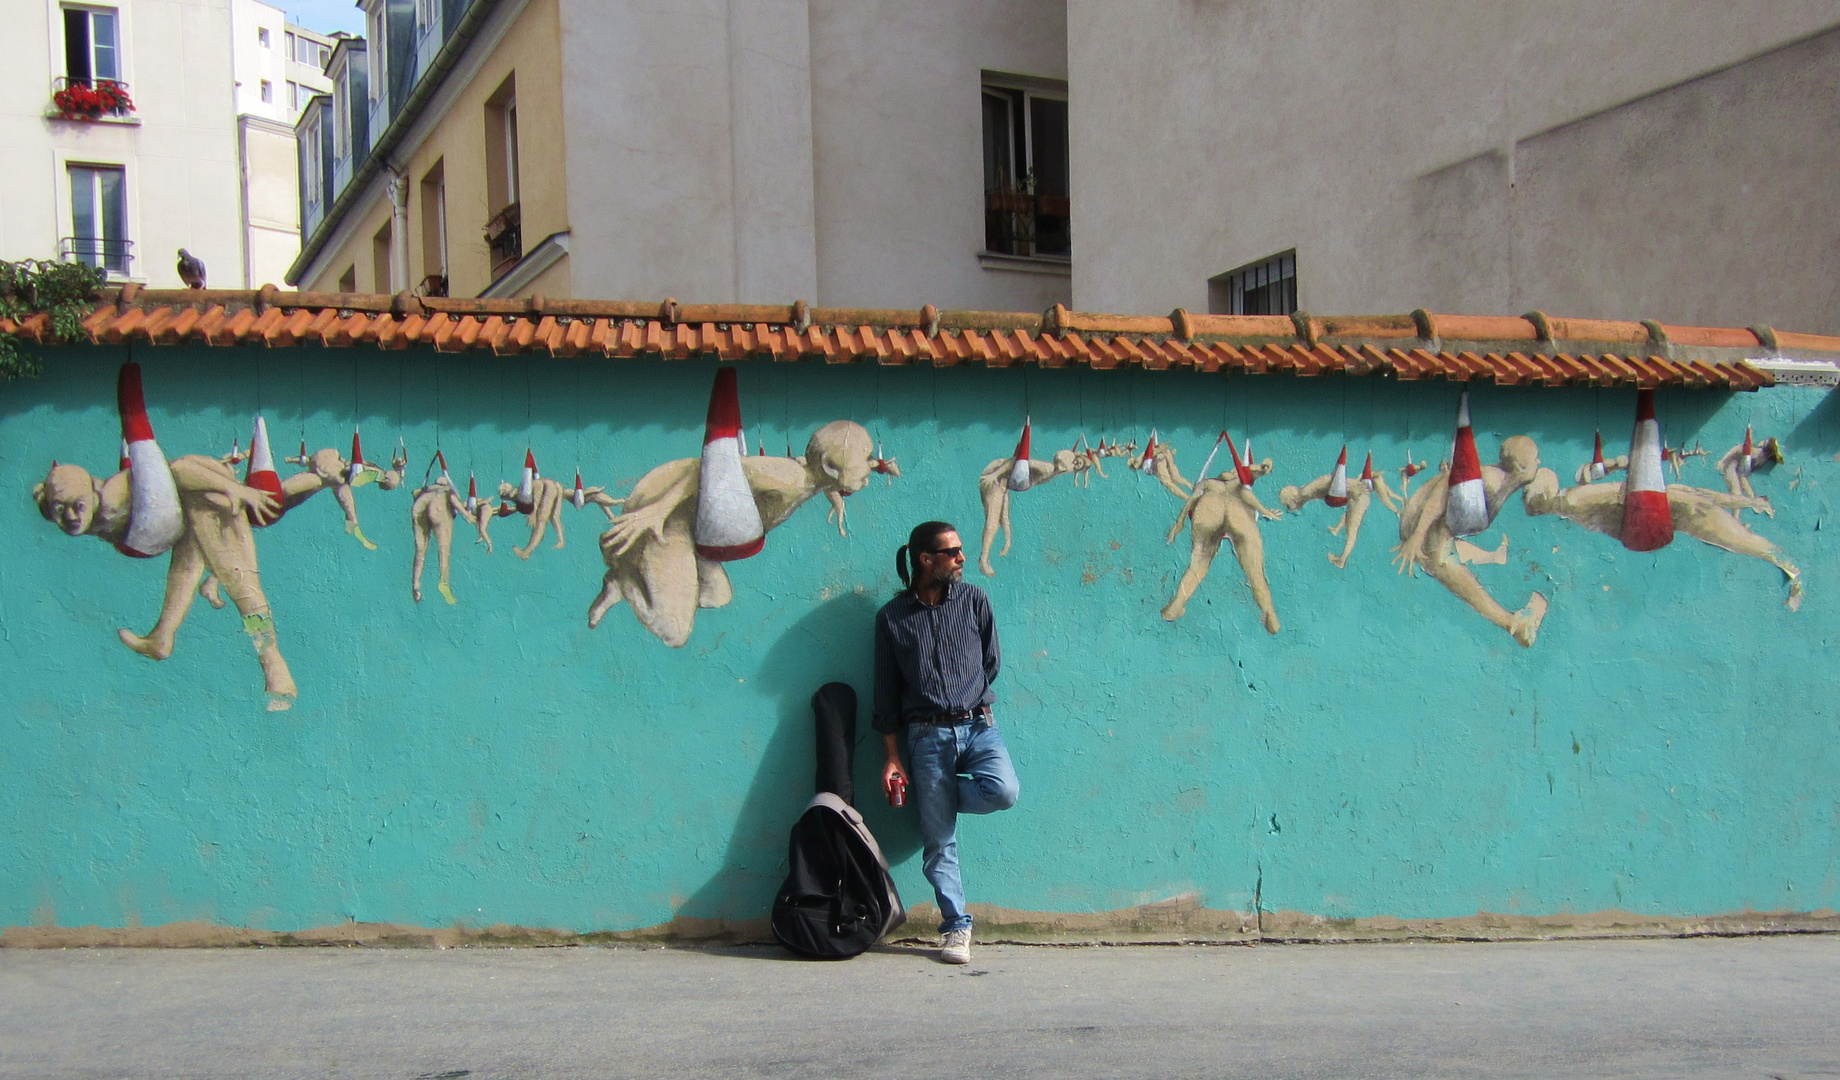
[{"xmin": 770, "ymin": 682, "xmax": 906, "ymax": 959}]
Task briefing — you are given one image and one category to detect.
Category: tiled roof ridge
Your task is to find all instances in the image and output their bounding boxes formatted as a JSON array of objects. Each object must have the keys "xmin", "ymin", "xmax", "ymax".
[{"xmin": 6, "ymin": 285, "xmax": 1836, "ymax": 391}]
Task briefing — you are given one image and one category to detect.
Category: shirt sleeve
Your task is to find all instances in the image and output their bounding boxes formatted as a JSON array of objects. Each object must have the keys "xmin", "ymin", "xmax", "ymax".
[
  {"xmin": 978, "ymin": 589, "xmax": 1001, "ymax": 695},
  {"xmin": 872, "ymin": 608, "xmax": 904, "ymax": 733}
]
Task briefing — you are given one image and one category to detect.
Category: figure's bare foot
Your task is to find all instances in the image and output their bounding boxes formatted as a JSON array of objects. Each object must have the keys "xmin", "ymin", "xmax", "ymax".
[
  {"xmin": 199, "ymin": 575, "xmax": 226, "ymax": 608},
  {"xmin": 438, "ymin": 582, "xmax": 457, "ymax": 605},
  {"xmin": 1786, "ymin": 576, "xmax": 1803, "ymax": 611},
  {"xmin": 117, "ymin": 628, "xmax": 173, "ymax": 660},
  {"xmin": 413, "ymin": 583, "xmax": 422, "ymax": 603},
  {"xmin": 266, "ymin": 693, "xmax": 294, "ymax": 712},
  {"xmin": 588, "ymin": 580, "xmax": 622, "ymax": 628},
  {"xmin": 1509, "ymin": 593, "xmax": 1549, "ymax": 647},
  {"xmin": 1161, "ymin": 601, "xmax": 1185, "ymax": 621},
  {"xmin": 1261, "ymin": 609, "xmax": 1281, "ymax": 635},
  {"xmin": 1327, "ymin": 553, "xmax": 1347, "ymax": 569},
  {"xmin": 979, "ymin": 557, "xmax": 997, "ymax": 577},
  {"xmin": 515, "ymin": 546, "xmax": 533, "ymax": 560}
]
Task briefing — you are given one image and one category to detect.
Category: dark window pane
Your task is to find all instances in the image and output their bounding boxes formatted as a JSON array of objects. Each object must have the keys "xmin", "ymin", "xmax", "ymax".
[
  {"xmin": 65, "ymin": 8, "xmax": 91, "ymax": 82},
  {"xmin": 982, "ymin": 92, "xmax": 1012, "ymax": 193},
  {"xmin": 1029, "ymin": 97, "xmax": 1067, "ymax": 195}
]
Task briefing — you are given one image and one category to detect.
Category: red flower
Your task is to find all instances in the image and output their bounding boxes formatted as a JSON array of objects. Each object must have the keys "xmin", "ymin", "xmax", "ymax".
[{"xmin": 52, "ymin": 79, "xmax": 133, "ymax": 119}]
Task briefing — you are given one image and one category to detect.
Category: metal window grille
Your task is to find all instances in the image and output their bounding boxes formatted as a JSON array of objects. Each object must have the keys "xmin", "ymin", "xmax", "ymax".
[{"xmin": 1214, "ymin": 252, "xmax": 1297, "ymax": 316}]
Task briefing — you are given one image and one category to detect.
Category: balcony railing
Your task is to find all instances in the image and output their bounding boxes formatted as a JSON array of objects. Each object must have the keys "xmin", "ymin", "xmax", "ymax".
[
  {"xmin": 984, "ymin": 188, "xmax": 1070, "ymax": 259},
  {"xmin": 60, "ymin": 236, "xmax": 133, "ymax": 277},
  {"xmin": 50, "ymin": 77, "xmax": 134, "ymax": 120},
  {"xmin": 485, "ymin": 203, "xmax": 521, "ymax": 278}
]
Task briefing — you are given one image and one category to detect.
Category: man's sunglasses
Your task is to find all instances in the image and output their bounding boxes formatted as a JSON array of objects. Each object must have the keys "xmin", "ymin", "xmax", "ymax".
[{"xmin": 926, "ymin": 546, "xmax": 964, "ymax": 559}]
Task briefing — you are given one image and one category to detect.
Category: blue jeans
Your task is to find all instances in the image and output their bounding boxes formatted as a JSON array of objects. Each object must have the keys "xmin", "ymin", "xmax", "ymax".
[{"xmin": 905, "ymin": 716, "xmax": 1020, "ymax": 933}]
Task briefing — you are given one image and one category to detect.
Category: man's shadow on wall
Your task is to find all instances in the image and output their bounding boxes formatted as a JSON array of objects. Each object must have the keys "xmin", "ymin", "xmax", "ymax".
[{"xmin": 675, "ymin": 591, "xmax": 923, "ymax": 937}]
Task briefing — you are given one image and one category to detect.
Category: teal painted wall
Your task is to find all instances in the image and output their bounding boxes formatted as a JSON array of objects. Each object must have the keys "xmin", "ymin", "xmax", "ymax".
[{"xmin": 3, "ymin": 346, "xmax": 1837, "ymax": 932}]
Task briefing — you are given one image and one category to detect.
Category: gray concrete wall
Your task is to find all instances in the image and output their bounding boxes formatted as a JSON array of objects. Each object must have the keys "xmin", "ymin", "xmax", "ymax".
[
  {"xmin": 1068, "ymin": 0, "xmax": 1839, "ymax": 332},
  {"xmin": 558, "ymin": 0, "xmax": 1068, "ymax": 310}
]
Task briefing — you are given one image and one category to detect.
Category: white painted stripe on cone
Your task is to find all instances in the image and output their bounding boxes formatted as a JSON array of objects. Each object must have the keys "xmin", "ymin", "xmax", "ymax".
[
  {"xmin": 123, "ymin": 440, "xmax": 183, "ymax": 556},
  {"xmin": 695, "ymin": 434, "xmax": 764, "ymax": 559}
]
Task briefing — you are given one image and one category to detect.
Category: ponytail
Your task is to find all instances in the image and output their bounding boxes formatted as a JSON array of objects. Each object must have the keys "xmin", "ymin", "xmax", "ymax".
[{"xmin": 895, "ymin": 544, "xmax": 912, "ymax": 588}]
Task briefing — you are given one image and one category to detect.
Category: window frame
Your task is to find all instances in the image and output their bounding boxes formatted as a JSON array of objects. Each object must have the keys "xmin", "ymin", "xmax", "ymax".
[
  {"xmin": 979, "ymin": 70, "xmax": 1070, "ymax": 261},
  {"xmin": 59, "ymin": 158, "xmax": 133, "ymax": 279},
  {"xmin": 257, "ymin": 25, "xmax": 270, "ymax": 47},
  {"xmin": 1209, "ymin": 250, "xmax": 1299, "ymax": 316},
  {"xmin": 60, "ymin": 4, "xmax": 123, "ymax": 85}
]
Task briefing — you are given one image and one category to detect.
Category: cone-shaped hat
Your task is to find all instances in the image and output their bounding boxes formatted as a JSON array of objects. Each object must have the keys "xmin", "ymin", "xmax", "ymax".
[{"xmin": 694, "ymin": 368, "xmax": 766, "ymax": 561}]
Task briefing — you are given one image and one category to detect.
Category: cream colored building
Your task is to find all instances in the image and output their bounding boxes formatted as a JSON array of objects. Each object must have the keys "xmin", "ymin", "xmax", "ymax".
[
  {"xmin": 1, "ymin": 0, "xmax": 244, "ymax": 286},
  {"xmin": 288, "ymin": 0, "xmax": 1071, "ymax": 309}
]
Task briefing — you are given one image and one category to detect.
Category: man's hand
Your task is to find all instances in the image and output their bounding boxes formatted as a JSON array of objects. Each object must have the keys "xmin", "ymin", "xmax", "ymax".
[{"xmin": 882, "ymin": 732, "xmax": 905, "ymax": 805}]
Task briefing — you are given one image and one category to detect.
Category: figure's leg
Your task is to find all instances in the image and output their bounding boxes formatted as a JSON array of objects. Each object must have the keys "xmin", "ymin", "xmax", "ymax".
[
  {"xmin": 333, "ymin": 484, "xmax": 376, "ymax": 550},
  {"xmin": 1162, "ymin": 531, "xmax": 1223, "ymax": 621},
  {"xmin": 1673, "ymin": 501, "xmax": 1803, "ymax": 610},
  {"xmin": 694, "ymin": 556, "xmax": 733, "ymax": 609},
  {"xmin": 515, "ymin": 509, "xmax": 548, "ymax": 560},
  {"xmin": 551, "ymin": 500, "xmax": 566, "ymax": 549},
  {"xmin": 473, "ymin": 508, "xmax": 494, "ymax": 554},
  {"xmin": 119, "ymin": 538, "xmax": 206, "ymax": 660},
  {"xmin": 906, "ymin": 724, "xmax": 971, "ymax": 934},
  {"xmin": 195, "ymin": 537, "xmax": 298, "ymax": 706},
  {"xmin": 978, "ymin": 480, "xmax": 1006, "ymax": 576},
  {"xmin": 999, "ymin": 488, "xmax": 1014, "ymax": 556},
  {"xmin": 1329, "ymin": 492, "xmax": 1371, "ymax": 568},
  {"xmin": 1420, "ymin": 542, "xmax": 1546, "ymax": 647},
  {"xmin": 433, "ymin": 516, "xmax": 456, "ymax": 604},
  {"xmin": 588, "ymin": 570, "xmax": 624, "ymax": 628},
  {"xmin": 1224, "ymin": 517, "xmax": 1281, "ymax": 635},
  {"xmin": 956, "ymin": 719, "xmax": 1020, "ymax": 815},
  {"xmin": 198, "ymin": 574, "xmax": 225, "ymax": 609},
  {"xmin": 411, "ymin": 510, "xmax": 430, "ymax": 602}
]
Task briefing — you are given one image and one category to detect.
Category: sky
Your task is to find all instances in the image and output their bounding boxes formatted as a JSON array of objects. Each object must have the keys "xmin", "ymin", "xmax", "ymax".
[{"xmin": 284, "ymin": 0, "xmax": 363, "ymax": 36}]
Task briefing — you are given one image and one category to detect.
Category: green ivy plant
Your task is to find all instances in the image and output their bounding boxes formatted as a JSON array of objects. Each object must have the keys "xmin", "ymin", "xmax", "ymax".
[{"xmin": 0, "ymin": 259, "xmax": 106, "ymax": 380}]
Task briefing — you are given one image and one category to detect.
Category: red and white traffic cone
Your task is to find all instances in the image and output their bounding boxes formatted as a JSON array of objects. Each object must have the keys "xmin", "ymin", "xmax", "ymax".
[
  {"xmin": 465, "ymin": 473, "xmax": 479, "ymax": 515},
  {"xmin": 434, "ymin": 449, "xmax": 454, "ymax": 489},
  {"xmin": 1621, "ymin": 389, "xmax": 1674, "ymax": 552},
  {"xmin": 693, "ymin": 368, "xmax": 765, "ymax": 562},
  {"xmin": 516, "ymin": 449, "xmax": 537, "ymax": 513},
  {"xmin": 1588, "ymin": 431, "xmax": 1607, "ymax": 481},
  {"xmin": 1445, "ymin": 390, "xmax": 1489, "ymax": 536},
  {"xmin": 1738, "ymin": 426, "xmax": 1756, "ymax": 479},
  {"xmin": 1241, "ymin": 436, "xmax": 1257, "ymax": 485},
  {"xmin": 572, "ymin": 469, "xmax": 587, "ymax": 510},
  {"xmin": 1196, "ymin": 432, "xmax": 1226, "ymax": 479},
  {"xmin": 1223, "ymin": 431, "xmax": 1255, "ymax": 486},
  {"xmin": 1008, "ymin": 419, "xmax": 1033, "ymax": 491},
  {"xmin": 346, "ymin": 428, "xmax": 366, "ymax": 485},
  {"xmin": 1359, "ymin": 452, "xmax": 1377, "ymax": 492},
  {"xmin": 1325, "ymin": 446, "xmax": 1350, "ymax": 508},
  {"xmin": 1138, "ymin": 429, "xmax": 1159, "ymax": 475},
  {"xmin": 244, "ymin": 415, "xmax": 286, "ymax": 526},
  {"xmin": 115, "ymin": 362, "xmax": 183, "ymax": 558}
]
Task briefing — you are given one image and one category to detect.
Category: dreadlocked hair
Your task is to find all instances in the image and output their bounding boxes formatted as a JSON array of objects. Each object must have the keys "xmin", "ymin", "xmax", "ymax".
[{"xmin": 895, "ymin": 520, "xmax": 958, "ymax": 590}]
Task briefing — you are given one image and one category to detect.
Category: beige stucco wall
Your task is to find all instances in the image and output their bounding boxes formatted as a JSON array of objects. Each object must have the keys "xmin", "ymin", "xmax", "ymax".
[
  {"xmin": 301, "ymin": 0, "xmax": 566, "ymax": 298},
  {"xmin": 1068, "ymin": 0, "xmax": 1840, "ymax": 331}
]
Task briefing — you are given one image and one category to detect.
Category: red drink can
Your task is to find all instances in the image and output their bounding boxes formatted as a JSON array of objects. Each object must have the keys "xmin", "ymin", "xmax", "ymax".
[{"xmin": 888, "ymin": 774, "xmax": 906, "ymax": 807}]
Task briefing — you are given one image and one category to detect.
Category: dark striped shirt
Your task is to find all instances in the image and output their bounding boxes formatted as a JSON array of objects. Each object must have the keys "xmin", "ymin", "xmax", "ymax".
[{"xmin": 872, "ymin": 582, "xmax": 1001, "ymax": 733}]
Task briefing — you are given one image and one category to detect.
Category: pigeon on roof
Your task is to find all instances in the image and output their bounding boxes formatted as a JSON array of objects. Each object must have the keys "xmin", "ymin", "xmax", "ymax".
[{"xmin": 176, "ymin": 249, "xmax": 206, "ymax": 289}]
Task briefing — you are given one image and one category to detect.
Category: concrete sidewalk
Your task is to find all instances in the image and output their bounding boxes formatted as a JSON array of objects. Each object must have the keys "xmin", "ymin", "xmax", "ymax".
[{"xmin": 4, "ymin": 935, "xmax": 1838, "ymax": 1079}]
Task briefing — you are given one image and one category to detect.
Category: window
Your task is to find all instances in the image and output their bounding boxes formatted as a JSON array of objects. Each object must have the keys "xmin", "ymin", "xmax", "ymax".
[
  {"xmin": 63, "ymin": 6, "xmax": 120, "ymax": 84},
  {"xmin": 260, "ymin": 80, "xmax": 273, "ymax": 103},
  {"xmin": 365, "ymin": 3, "xmax": 386, "ymax": 106},
  {"xmin": 284, "ymin": 30, "xmax": 295, "ymax": 55},
  {"xmin": 1209, "ymin": 251, "xmax": 1298, "ymax": 316},
  {"xmin": 338, "ymin": 265, "xmax": 356, "ymax": 292},
  {"xmin": 66, "ymin": 164, "xmax": 129, "ymax": 276},
  {"xmin": 419, "ymin": 160, "xmax": 448, "ymax": 295},
  {"xmin": 484, "ymin": 75, "xmax": 522, "ymax": 276},
  {"xmin": 372, "ymin": 221, "xmax": 392, "ymax": 292},
  {"xmin": 980, "ymin": 74, "xmax": 1069, "ymax": 258},
  {"xmin": 258, "ymin": 26, "xmax": 270, "ymax": 47},
  {"xmin": 317, "ymin": 44, "xmax": 330, "ymax": 69},
  {"xmin": 287, "ymin": 80, "xmax": 298, "ymax": 110}
]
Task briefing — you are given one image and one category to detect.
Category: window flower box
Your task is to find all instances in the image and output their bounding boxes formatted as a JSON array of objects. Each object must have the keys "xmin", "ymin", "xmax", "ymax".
[{"xmin": 51, "ymin": 78, "xmax": 134, "ymax": 120}]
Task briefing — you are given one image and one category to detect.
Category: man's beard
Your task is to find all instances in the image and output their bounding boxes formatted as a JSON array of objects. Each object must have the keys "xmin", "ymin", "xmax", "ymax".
[{"xmin": 938, "ymin": 565, "xmax": 964, "ymax": 585}]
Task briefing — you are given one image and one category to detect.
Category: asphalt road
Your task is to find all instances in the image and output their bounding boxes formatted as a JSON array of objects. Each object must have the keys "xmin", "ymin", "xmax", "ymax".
[{"xmin": 5, "ymin": 935, "xmax": 1839, "ymax": 1079}]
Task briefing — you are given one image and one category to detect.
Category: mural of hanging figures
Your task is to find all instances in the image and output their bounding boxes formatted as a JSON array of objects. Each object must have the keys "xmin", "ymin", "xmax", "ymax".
[
  {"xmin": 1392, "ymin": 391, "xmax": 1548, "ymax": 647},
  {"xmin": 410, "ymin": 450, "xmax": 473, "ymax": 604},
  {"xmin": 976, "ymin": 417, "xmax": 1082, "ymax": 577},
  {"xmin": 1523, "ymin": 393, "xmax": 1802, "ymax": 609},
  {"xmin": 1161, "ymin": 430, "xmax": 1285, "ymax": 632},
  {"xmin": 284, "ymin": 426, "xmax": 406, "ymax": 550},
  {"xmin": 32, "ymin": 363, "xmax": 378, "ymax": 709},
  {"xmin": 1280, "ymin": 448, "xmax": 1408, "ymax": 568},
  {"xmin": 590, "ymin": 368, "xmax": 889, "ymax": 647}
]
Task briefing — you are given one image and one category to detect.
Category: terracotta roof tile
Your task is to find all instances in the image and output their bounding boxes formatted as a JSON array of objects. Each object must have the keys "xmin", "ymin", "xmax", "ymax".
[{"xmin": 9, "ymin": 288, "xmax": 1835, "ymax": 392}]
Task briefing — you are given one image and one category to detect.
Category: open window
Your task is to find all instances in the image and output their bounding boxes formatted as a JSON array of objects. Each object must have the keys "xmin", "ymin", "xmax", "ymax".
[
  {"xmin": 483, "ymin": 74, "xmax": 522, "ymax": 277},
  {"xmin": 981, "ymin": 72, "xmax": 1069, "ymax": 259},
  {"xmin": 62, "ymin": 6, "xmax": 120, "ymax": 85},
  {"xmin": 419, "ymin": 159, "xmax": 448, "ymax": 296}
]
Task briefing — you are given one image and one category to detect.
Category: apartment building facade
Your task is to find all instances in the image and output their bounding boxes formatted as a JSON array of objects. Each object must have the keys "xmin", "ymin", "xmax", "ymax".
[
  {"xmin": 288, "ymin": 0, "xmax": 1072, "ymax": 311},
  {"xmin": 229, "ymin": 0, "xmax": 337, "ymax": 287},
  {"xmin": 1069, "ymin": 0, "xmax": 1840, "ymax": 334},
  {"xmin": 1, "ymin": 0, "xmax": 243, "ymax": 287}
]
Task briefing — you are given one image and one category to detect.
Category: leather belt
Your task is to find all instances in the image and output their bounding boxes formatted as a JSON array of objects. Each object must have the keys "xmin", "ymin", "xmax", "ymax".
[{"xmin": 908, "ymin": 705, "xmax": 991, "ymax": 726}]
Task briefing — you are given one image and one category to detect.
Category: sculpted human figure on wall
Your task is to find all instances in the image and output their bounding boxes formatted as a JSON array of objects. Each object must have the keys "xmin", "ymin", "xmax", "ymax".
[
  {"xmin": 1161, "ymin": 458, "xmax": 1284, "ymax": 632},
  {"xmin": 588, "ymin": 420, "xmax": 884, "ymax": 647}
]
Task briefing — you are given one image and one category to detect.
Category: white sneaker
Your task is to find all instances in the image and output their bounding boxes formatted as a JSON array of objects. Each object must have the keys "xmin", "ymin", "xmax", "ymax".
[{"xmin": 939, "ymin": 927, "xmax": 972, "ymax": 965}]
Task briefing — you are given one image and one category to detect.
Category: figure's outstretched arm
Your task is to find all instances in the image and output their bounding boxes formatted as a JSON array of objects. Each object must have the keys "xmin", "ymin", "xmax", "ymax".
[
  {"xmin": 1235, "ymin": 485, "xmax": 1283, "ymax": 522},
  {"xmin": 1371, "ymin": 473, "xmax": 1406, "ymax": 514},
  {"xmin": 826, "ymin": 489, "xmax": 849, "ymax": 537},
  {"xmin": 600, "ymin": 476, "xmax": 691, "ymax": 558}
]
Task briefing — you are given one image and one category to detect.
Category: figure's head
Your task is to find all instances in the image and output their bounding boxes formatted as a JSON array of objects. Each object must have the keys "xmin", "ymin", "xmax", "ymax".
[
  {"xmin": 896, "ymin": 521, "xmax": 963, "ymax": 591},
  {"xmin": 1498, "ymin": 435, "xmax": 1540, "ymax": 480},
  {"xmin": 1050, "ymin": 448, "xmax": 1079, "ymax": 473},
  {"xmin": 34, "ymin": 462, "xmax": 101, "ymax": 536},
  {"xmin": 496, "ymin": 480, "xmax": 517, "ymax": 499},
  {"xmin": 804, "ymin": 421, "xmax": 874, "ymax": 496}
]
